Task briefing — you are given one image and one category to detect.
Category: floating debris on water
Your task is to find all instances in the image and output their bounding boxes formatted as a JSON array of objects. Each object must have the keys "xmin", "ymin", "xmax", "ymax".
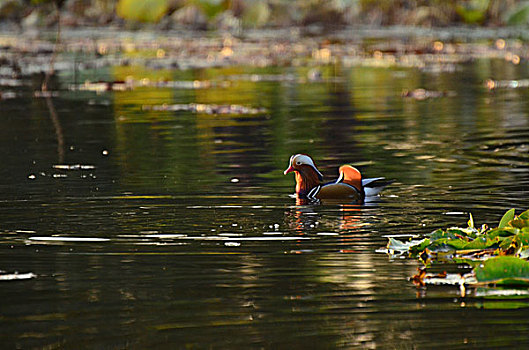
[
  {"xmin": 401, "ymin": 88, "xmax": 456, "ymax": 100},
  {"xmin": 485, "ymin": 78, "xmax": 529, "ymax": 90},
  {"xmin": 33, "ymin": 91, "xmax": 60, "ymax": 98},
  {"xmin": 290, "ymin": 249, "xmax": 314, "ymax": 254},
  {"xmin": 0, "ymin": 272, "xmax": 37, "ymax": 281},
  {"xmin": 0, "ymin": 91, "xmax": 17, "ymax": 100},
  {"xmin": 221, "ymin": 73, "xmax": 344, "ymax": 84},
  {"xmin": 411, "ymin": 268, "xmax": 475, "ymax": 292},
  {"xmin": 225, "ymin": 236, "xmax": 311, "ymax": 241},
  {"xmin": 87, "ymin": 99, "xmax": 111, "ymax": 106},
  {"xmin": 143, "ymin": 233, "xmax": 310, "ymax": 241},
  {"xmin": 224, "ymin": 73, "xmax": 297, "ymax": 82},
  {"xmin": 144, "ymin": 234, "xmax": 186, "ymax": 239},
  {"xmin": 53, "ymin": 164, "xmax": 96, "ymax": 170},
  {"xmin": 29, "ymin": 236, "xmax": 110, "ymax": 242},
  {"xmin": 69, "ymin": 79, "xmax": 230, "ymax": 93},
  {"xmin": 70, "ymin": 81, "xmax": 132, "ymax": 92},
  {"xmin": 142, "ymin": 103, "xmax": 267, "ymax": 115},
  {"xmin": 475, "ymin": 288, "xmax": 529, "ymax": 297},
  {"xmin": 0, "ymin": 78, "xmax": 23, "ymax": 87}
]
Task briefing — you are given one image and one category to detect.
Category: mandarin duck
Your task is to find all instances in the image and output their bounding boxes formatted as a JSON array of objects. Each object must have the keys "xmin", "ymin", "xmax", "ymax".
[{"xmin": 284, "ymin": 154, "xmax": 392, "ymax": 202}]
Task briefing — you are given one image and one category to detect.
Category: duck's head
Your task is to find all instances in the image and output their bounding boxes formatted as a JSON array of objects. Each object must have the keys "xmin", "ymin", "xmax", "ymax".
[
  {"xmin": 284, "ymin": 154, "xmax": 323, "ymax": 196},
  {"xmin": 284, "ymin": 154, "xmax": 323, "ymax": 179}
]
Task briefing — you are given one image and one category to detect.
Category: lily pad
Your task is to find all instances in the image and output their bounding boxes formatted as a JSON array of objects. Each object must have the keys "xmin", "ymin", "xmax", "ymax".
[
  {"xmin": 443, "ymin": 238, "xmax": 471, "ymax": 250},
  {"xmin": 474, "ymin": 256, "xmax": 529, "ymax": 286},
  {"xmin": 384, "ymin": 209, "xmax": 529, "ymax": 260},
  {"xmin": 486, "ymin": 227, "xmax": 518, "ymax": 240},
  {"xmin": 463, "ymin": 236, "xmax": 500, "ymax": 250},
  {"xmin": 380, "ymin": 209, "xmax": 529, "ymax": 290}
]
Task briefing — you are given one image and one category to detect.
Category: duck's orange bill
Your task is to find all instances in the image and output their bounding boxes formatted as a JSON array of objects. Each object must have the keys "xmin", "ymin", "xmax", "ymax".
[{"xmin": 284, "ymin": 166, "xmax": 294, "ymax": 175}]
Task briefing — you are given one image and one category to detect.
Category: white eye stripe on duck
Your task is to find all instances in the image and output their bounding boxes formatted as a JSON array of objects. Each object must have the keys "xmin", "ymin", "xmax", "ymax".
[
  {"xmin": 291, "ymin": 154, "xmax": 314, "ymax": 166},
  {"xmin": 291, "ymin": 154, "xmax": 324, "ymax": 180}
]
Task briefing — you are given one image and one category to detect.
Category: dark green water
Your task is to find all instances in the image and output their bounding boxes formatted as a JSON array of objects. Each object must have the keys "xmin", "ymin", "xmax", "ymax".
[{"xmin": 1, "ymin": 55, "xmax": 529, "ymax": 348}]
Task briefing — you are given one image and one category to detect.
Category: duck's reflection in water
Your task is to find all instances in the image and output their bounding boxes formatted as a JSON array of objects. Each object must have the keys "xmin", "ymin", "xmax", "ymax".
[
  {"xmin": 281, "ymin": 200, "xmax": 395, "ymax": 348},
  {"xmin": 285, "ymin": 197, "xmax": 368, "ymax": 234}
]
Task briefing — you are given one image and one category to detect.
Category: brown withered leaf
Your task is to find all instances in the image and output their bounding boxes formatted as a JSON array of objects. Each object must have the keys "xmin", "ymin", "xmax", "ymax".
[{"xmin": 411, "ymin": 267, "xmax": 426, "ymax": 287}]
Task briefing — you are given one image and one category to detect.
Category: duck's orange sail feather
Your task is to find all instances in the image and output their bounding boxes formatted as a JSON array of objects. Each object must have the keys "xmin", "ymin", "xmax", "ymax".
[{"xmin": 338, "ymin": 165, "xmax": 363, "ymax": 193}]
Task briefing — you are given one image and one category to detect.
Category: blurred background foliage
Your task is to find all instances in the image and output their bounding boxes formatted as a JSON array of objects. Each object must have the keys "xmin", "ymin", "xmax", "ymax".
[{"xmin": 2, "ymin": 0, "xmax": 529, "ymax": 29}]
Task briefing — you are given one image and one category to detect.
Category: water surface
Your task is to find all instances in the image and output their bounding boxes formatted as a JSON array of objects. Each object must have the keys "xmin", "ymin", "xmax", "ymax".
[{"xmin": 1, "ymin": 37, "xmax": 529, "ymax": 348}]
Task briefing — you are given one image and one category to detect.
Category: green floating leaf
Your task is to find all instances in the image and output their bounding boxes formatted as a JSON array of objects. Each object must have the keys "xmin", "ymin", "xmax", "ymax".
[
  {"xmin": 409, "ymin": 238, "xmax": 431, "ymax": 255},
  {"xmin": 427, "ymin": 236, "xmax": 498, "ymax": 251},
  {"xmin": 499, "ymin": 208, "xmax": 515, "ymax": 228},
  {"xmin": 453, "ymin": 257, "xmax": 482, "ymax": 268},
  {"xmin": 449, "ymin": 227, "xmax": 477, "ymax": 238},
  {"xmin": 444, "ymin": 238, "xmax": 471, "ymax": 250},
  {"xmin": 511, "ymin": 217, "xmax": 529, "ymax": 229},
  {"xmin": 117, "ymin": 0, "xmax": 169, "ymax": 22},
  {"xmin": 463, "ymin": 236, "xmax": 499, "ymax": 250},
  {"xmin": 499, "ymin": 236, "xmax": 514, "ymax": 250},
  {"xmin": 512, "ymin": 231, "xmax": 529, "ymax": 252},
  {"xmin": 486, "ymin": 227, "xmax": 518, "ymax": 240},
  {"xmin": 429, "ymin": 228, "xmax": 462, "ymax": 240},
  {"xmin": 474, "ymin": 256, "xmax": 529, "ymax": 286},
  {"xmin": 519, "ymin": 209, "xmax": 529, "ymax": 220}
]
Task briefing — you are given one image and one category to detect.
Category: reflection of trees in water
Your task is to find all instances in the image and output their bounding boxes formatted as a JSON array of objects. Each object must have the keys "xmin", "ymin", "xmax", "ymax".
[
  {"xmin": 42, "ymin": 3, "xmax": 64, "ymax": 163},
  {"xmin": 112, "ymin": 66, "xmax": 279, "ymax": 193},
  {"xmin": 320, "ymin": 66, "xmax": 359, "ymax": 159},
  {"xmin": 105, "ymin": 59, "xmax": 529, "ymax": 201},
  {"xmin": 45, "ymin": 96, "xmax": 65, "ymax": 163}
]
